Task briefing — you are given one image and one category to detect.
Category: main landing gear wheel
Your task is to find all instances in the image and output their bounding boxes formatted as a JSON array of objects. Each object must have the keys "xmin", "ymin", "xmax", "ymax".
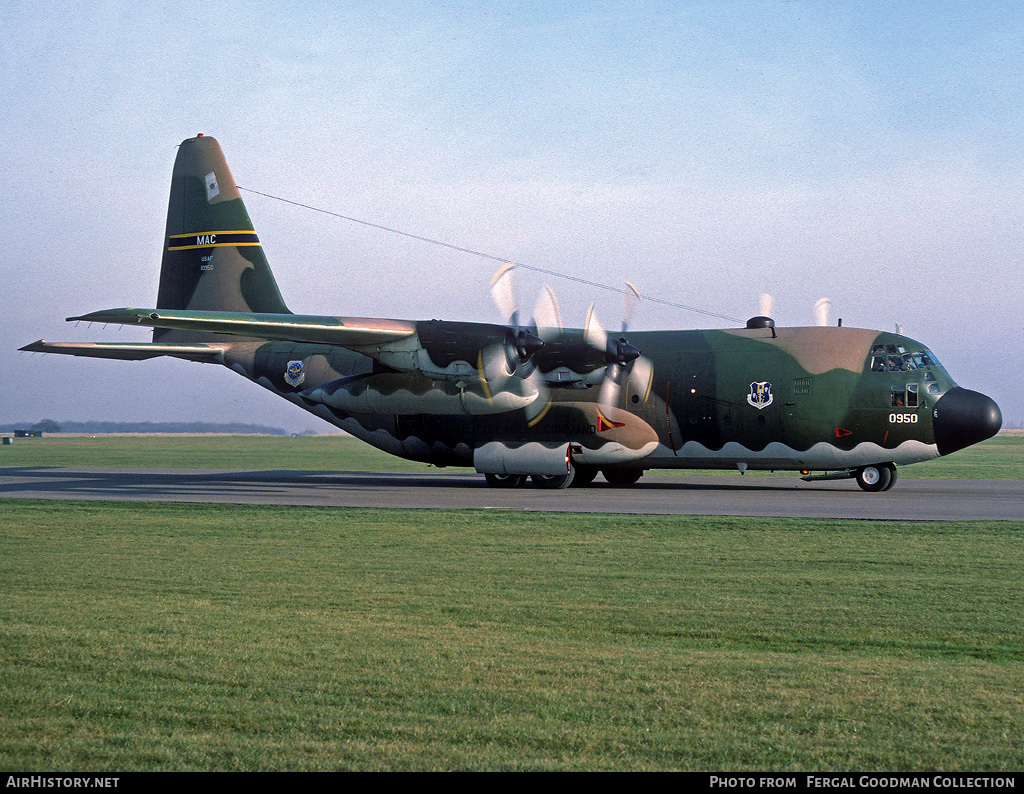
[
  {"xmin": 602, "ymin": 468, "xmax": 643, "ymax": 486},
  {"xmin": 570, "ymin": 465, "xmax": 599, "ymax": 488},
  {"xmin": 532, "ymin": 465, "xmax": 576, "ymax": 489},
  {"xmin": 484, "ymin": 473, "xmax": 528, "ymax": 488},
  {"xmin": 855, "ymin": 463, "xmax": 896, "ymax": 492}
]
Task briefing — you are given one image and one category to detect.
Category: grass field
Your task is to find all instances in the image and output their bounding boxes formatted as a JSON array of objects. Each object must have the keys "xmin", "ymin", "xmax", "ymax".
[
  {"xmin": 1, "ymin": 500, "xmax": 1022, "ymax": 771},
  {"xmin": 2, "ymin": 433, "xmax": 1021, "ymax": 770},
  {"xmin": 1, "ymin": 432, "xmax": 1022, "ymax": 479}
]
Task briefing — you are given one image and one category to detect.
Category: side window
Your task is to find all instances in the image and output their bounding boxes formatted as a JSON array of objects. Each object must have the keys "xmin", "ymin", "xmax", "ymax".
[
  {"xmin": 906, "ymin": 383, "xmax": 919, "ymax": 408},
  {"xmin": 891, "ymin": 385, "xmax": 906, "ymax": 407}
]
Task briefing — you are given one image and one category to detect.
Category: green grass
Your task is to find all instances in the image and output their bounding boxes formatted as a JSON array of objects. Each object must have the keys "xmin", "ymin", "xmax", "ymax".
[
  {"xmin": 2, "ymin": 432, "xmax": 1021, "ymax": 479},
  {"xmin": 0, "ymin": 434, "xmax": 430, "ymax": 473},
  {"xmin": 897, "ymin": 434, "xmax": 1024, "ymax": 479},
  {"xmin": 1, "ymin": 433, "xmax": 1020, "ymax": 768},
  {"xmin": 1, "ymin": 501, "xmax": 1022, "ymax": 771}
]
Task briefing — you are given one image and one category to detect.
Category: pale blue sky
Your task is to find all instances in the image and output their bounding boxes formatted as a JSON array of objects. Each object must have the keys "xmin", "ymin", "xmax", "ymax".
[{"xmin": 2, "ymin": 1, "xmax": 1021, "ymax": 429}]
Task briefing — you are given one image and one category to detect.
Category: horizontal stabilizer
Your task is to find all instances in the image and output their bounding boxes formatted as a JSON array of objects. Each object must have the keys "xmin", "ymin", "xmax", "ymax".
[
  {"xmin": 19, "ymin": 340, "xmax": 229, "ymax": 363},
  {"xmin": 67, "ymin": 308, "xmax": 417, "ymax": 348}
]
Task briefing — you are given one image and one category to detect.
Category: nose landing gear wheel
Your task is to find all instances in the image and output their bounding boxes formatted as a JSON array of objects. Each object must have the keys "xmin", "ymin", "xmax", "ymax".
[{"xmin": 855, "ymin": 463, "xmax": 895, "ymax": 492}]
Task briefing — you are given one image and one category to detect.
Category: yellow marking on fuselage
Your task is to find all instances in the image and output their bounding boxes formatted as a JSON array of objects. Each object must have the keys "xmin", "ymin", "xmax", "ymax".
[
  {"xmin": 526, "ymin": 397, "xmax": 553, "ymax": 427},
  {"xmin": 168, "ymin": 230, "xmax": 256, "ymax": 237},
  {"xmin": 167, "ymin": 243, "xmax": 262, "ymax": 250},
  {"xmin": 167, "ymin": 230, "xmax": 260, "ymax": 251},
  {"xmin": 477, "ymin": 350, "xmax": 493, "ymax": 402}
]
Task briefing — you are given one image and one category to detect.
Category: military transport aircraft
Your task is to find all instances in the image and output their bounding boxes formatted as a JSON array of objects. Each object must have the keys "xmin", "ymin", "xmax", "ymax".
[{"xmin": 21, "ymin": 135, "xmax": 1002, "ymax": 491}]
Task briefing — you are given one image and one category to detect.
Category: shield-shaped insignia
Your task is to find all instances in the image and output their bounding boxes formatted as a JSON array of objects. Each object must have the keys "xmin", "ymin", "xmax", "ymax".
[
  {"xmin": 205, "ymin": 170, "xmax": 220, "ymax": 202},
  {"xmin": 747, "ymin": 381, "xmax": 773, "ymax": 410},
  {"xmin": 284, "ymin": 360, "xmax": 305, "ymax": 388}
]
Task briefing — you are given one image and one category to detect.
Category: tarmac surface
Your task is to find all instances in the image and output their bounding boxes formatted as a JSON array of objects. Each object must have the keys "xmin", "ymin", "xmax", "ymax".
[{"xmin": 1, "ymin": 466, "xmax": 1021, "ymax": 520}]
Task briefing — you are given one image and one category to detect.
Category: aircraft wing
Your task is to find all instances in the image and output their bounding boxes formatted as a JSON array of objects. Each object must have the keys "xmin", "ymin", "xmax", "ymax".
[
  {"xmin": 65, "ymin": 308, "xmax": 418, "ymax": 348},
  {"xmin": 19, "ymin": 340, "xmax": 229, "ymax": 363}
]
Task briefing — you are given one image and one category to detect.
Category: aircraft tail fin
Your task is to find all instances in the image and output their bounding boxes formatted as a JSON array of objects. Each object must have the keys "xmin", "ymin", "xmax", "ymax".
[{"xmin": 155, "ymin": 135, "xmax": 290, "ymax": 342}]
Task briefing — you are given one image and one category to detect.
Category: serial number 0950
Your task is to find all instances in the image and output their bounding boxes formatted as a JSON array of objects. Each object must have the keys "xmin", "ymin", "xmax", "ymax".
[{"xmin": 890, "ymin": 413, "xmax": 919, "ymax": 424}]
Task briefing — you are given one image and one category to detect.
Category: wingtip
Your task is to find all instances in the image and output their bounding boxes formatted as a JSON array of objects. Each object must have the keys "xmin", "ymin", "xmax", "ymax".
[{"xmin": 66, "ymin": 308, "xmax": 142, "ymax": 324}]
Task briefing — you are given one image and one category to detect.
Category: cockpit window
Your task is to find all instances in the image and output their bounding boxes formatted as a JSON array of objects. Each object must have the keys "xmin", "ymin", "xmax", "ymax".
[{"xmin": 872, "ymin": 348, "xmax": 941, "ymax": 372}]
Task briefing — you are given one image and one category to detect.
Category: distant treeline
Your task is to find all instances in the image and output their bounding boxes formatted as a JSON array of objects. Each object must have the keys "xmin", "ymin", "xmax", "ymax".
[{"xmin": 2, "ymin": 420, "xmax": 293, "ymax": 435}]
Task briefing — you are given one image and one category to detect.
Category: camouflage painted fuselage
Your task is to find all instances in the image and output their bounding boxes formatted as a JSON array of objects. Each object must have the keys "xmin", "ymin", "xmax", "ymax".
[{"xmin": 217, "ymin": 321, "xmax": 961, "ymax": 473}]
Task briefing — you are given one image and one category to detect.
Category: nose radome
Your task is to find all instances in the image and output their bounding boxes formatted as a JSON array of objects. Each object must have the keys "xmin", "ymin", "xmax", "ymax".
[{"xmin": 932, "ymin": 387, "xmax": 1002, "ymax": 456}]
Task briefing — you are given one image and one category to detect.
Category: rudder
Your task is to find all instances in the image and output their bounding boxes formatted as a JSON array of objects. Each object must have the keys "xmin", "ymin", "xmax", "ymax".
[{"xmin": 155, "ymin": 135, "xmax": 290, "ymax": 341}]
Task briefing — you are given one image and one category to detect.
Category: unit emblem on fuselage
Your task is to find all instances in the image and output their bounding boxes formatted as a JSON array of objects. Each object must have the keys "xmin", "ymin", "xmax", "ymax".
[
  {"xmin": 747, "ymin": 381, "xmax": 773, "ymax": 410},
  {"xmin": 284, "ymin": 360, "xmax": 305, "ymax": 387}
]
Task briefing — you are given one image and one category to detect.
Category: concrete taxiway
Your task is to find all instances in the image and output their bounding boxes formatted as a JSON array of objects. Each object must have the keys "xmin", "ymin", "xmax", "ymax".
[{"xmin": 1, "ymin": 467, "xmax": 1021, "ymax": 520}]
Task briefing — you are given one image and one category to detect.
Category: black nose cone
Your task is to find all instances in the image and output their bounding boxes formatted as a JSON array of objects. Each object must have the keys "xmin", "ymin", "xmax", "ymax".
[{"xmin": 933, "ymin": 387, "xmax": 1002, "ymax": 456}]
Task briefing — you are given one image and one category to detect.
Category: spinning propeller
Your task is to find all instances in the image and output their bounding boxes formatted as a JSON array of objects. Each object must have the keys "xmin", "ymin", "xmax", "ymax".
[
  {"xmin": 814, "ymin": 297, "xmax": 832, "ymax": 327},
  {"xmin": 583, "ymin": 282, "xmax": 653, "ymax": 412},
  {"xmin": 755, "ymin": 294, "xmax": 834, "ymax": 326},
  {"xmin": 483, "ymin": 264, "xmax": 654, "ymax": 420},
  {"xmin": 481, "ymin": 264, "xmax": 559, "ymax": 420}
]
